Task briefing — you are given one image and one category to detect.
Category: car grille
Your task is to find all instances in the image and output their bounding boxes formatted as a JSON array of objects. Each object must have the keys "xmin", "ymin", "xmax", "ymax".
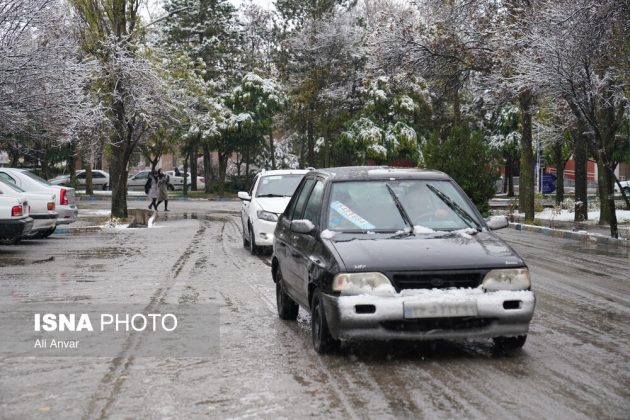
[
  {"xmin": 381, "ymin": 318, "xmax": 495, "ymax": 332},
  {"xmin": 390, "ymin": 270, "xmax": 486, "ymax": 291}
]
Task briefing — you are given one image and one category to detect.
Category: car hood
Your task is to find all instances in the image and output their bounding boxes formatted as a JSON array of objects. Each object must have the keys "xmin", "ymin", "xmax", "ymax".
[
  {"xmin": 255, "ymin": 197, "xmax": 292, "ymax": 214},
  {"xmin": 328, "ymin": 231, "xmax": 524, "ymax": 272}
]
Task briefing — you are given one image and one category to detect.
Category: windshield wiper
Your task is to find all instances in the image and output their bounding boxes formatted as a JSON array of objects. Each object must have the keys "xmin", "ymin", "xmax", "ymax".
[
  {"xmin": 257, "ymin": 193, "xmax": 287, "ymax": 198},
  {"xmin": 385, "ymin": 184, "xmax": 415, "ymax": 236},
  {"xmin": 426, "ymin": 184, "xmax": 481, "ymax": 232}
]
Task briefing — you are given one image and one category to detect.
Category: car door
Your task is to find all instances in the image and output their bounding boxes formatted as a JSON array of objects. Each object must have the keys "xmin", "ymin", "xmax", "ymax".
[
  {"xmin": 242, "ymin": 175, "xmax": 259, "ymax": 231},
  {"xmin": 291, "ymin": 179, "xmax": 326, "ymax": 303},
  {"xmin": 283, "ymin": 178, "xmax": 316, "ymax": 306},
  {"xmin": 76, "ymin": 171, "xmax": 86, "ymax": 187},
  {"xmin": 128, "ymin": 171, "xmax": 148, "ymax": 189}
]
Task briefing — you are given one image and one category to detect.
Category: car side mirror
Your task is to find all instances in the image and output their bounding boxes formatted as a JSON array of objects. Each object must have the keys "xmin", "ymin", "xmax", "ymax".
[
  {"xmin": 486, "ymin": 215, "xmax": 509, "ymax": 230},
  {"xmin": 291, "ymin": 219, "xmax": 315, "ymax": 235},
  {"xmin": 238, "ymin": 191, "xmax": 251, "ymax": 201}
]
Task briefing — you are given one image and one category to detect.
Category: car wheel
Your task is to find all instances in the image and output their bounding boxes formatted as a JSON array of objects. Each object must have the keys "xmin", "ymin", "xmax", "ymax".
[
  {"xmin": 276, "ymin": 268, "xmax": 299, "ymax": 320},
  {"xmin": 493, "ymin": 335, "xmax": 527, "ymax": 350},
  {"xmin": 311, "ymin": 289, "xmax": 339, "ymax": 354},
  {"xmin": 242, "ymin": 224, "xmax": 249, "ymax": 247},
  {"xmin": 248, "ymin": 224, "xmax": 260, "ymax": 255},
  {"xmin": 623, "ymin": 187, "xmax": 630, "ymax": 196},
  {"xmin": 102, "ymin": 183, "xmax": 108, "ymax": 191},
  {"xmin": 168, "ymin": 184, "xmax": 175, "ymax": 191}
]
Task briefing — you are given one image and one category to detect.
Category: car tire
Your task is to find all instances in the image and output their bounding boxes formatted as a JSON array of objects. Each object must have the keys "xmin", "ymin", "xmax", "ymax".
[
  {"xmin": 623, "ymin": 187, "xmax": 630, "ymax": 196},
  {"xmin": 102, "ymin": 184, "xmax": 108, "ymax": 191},
  {"xmin": 248, "ymin": 224, "xmax": 260, "ymax": 255},
  {"xmin": 276, "ymin": 268, "xmax": 299, "ymax": 320},
  {"xmin": 168, "ymin": 184, "xmax": 175, "ymax": 191},
  {"xmin": 242, "ymin": 224, "xmax": 249, "ymax": 247},
  {"xmin": 311, "ymin": 289, "xmax": 339, "ymax": 354},
  {"xmin": 493, "ymin": 335, "xmax": 527, "ymax": 350}
]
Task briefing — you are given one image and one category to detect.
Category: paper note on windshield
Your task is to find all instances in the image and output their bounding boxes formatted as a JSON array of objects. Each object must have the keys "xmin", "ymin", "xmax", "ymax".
[{"xmin": 330, "ymin": 201, "xmax": 375, "ymax": 230}]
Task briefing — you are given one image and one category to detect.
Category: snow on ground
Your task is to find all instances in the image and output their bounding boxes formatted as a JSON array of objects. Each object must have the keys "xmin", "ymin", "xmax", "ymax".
[{"xmin": 520, "ymin": 209, "xmax": 630, "ymax": 223}]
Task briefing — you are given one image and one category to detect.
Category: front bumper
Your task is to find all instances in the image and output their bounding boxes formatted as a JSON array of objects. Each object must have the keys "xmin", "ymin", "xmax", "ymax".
[
  {"xmin": 251, "ymin": 218, "xmax": 277, "ymax": 246},
  {"xmin": 56, "ymin": 205, "xmax": 78, "ymax": 225},
  {"xmin": 321, "ymin": 288, "xmax": 535, "ymax": 341},
  {"xmin": 30, "ymin": 213, "xmax": 57, "ymax": 231}
]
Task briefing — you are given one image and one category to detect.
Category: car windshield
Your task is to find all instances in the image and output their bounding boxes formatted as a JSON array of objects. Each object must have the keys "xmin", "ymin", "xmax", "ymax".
[
  {"xmin": 0, "ymin": 179, "xmax": 26, "ymax": 193},
  {"xmin": 19, "ymin": 170, "xmax": 52, "ymax": 186},
  {"xmin": 256, "ymin": 175, "xmax": 303, "ymax": 197},
  {"xmin": 326, "ymin": 180, "xmax": 480, "ymax": 233}
]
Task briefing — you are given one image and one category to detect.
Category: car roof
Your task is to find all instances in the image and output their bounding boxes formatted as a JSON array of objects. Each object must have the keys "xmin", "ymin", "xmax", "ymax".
[
  {"xmin": 308, "ymin": 166, "xmax": 450, "ymax": 182},
  {"xmin": 258, "ymin": 169, "xmax": 310, "ymax": 176}
]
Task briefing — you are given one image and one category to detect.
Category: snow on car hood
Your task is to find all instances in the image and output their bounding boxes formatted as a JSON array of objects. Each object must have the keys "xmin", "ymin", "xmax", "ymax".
[
  {"xmin": 255, "ymin": 196, "xmax": 292, "ymax": 214},
  {"xmin": 329, "ymin": 231, "xmax": 524, "ymax": 272}
]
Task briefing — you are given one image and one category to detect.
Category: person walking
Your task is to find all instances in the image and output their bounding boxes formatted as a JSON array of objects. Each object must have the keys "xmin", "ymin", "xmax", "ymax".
[
  {"xmin": 156, "ymin": 168, "xmax": 170, "ymax": 211},
  {"xmin": 147, "ymin": 170, "xmax": 159, "ymax": 211}
]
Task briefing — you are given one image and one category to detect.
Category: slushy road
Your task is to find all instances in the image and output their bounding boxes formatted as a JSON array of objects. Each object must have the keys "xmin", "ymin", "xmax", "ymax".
[{"xmin": 0, "ymin": 200, "xmax": 628, "ymax": 419}]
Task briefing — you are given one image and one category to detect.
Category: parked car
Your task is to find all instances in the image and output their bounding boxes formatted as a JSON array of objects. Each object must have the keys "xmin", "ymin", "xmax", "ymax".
[
  {"xmin": 272, "ymin": 167, "xmax": 536, "ymax": 353},
  {"xmin": 238, "ymin": 169, "xmax": 310, "ymax": 254},
  {"xmin": 0, "ymin": 168, "xmax": 78, "ymax": 228},
  {"xmin": 0, "ymin": 179, "xmax": 57, "ymax": 238},
  {"xmin": 127, "ymin": 170, "xmax": 152, "ymax": 191},
  {"xmin": 0, "ymin": 196, "xmax": 33, "ymax": 244},
  {"xmin": 49, "ymin": 170, "xmax": 110, "ymax": 190},
  {"xmin": 614, "ymin": 179, "xmax": 630, "ymax": 196},
  {"xmin": 164, "ymin": 171, "xmax": 206, "ymax": 191}
]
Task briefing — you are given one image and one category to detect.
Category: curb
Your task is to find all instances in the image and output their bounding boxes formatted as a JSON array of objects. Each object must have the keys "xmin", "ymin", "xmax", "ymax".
[
  {"xmin": 77, "ymin": 195, "xmax": 239, "ymax": 202},
  {"xmin": 54, "ymin": 226, "xmax": 103, "ymax": 234},
  {"xmin": 508, "ymin": 223, "xmax": 630, "ymax": 248}
]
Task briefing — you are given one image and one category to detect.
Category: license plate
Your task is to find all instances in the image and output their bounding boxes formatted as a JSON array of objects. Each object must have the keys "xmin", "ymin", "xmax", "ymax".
[{"xmin": 403, "ymin": 300, "xmax": 478, "ymax": 319}]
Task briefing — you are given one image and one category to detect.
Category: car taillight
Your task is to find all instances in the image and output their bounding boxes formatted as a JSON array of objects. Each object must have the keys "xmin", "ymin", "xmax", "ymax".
[
  {"xmin": 11, "ymin": 205, "xmax": 23, "ymax": 217},
  {"xmin": 60, "ymin": 188, "xmax": 69, "ymax": 205},
  {"xmin": 47, "ymin": 202, "xmax": 55, "ymax": 211}
]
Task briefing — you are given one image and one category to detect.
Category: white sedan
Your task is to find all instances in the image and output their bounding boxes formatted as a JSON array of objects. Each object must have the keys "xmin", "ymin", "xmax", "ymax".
[
  {"xmin": 49, "ymin": 170, "xmax": 110, "ymax": 190},
  {"xmin": 238, "ymin": 169, "xmax": 309, "ymax": 254},
  {"xmin": 0, "ymin": 168, "xmax": 77, "ymax": 226},
  {"xmin": 0, "ymin": 179, "xmax": 57, "ymax": 238}
]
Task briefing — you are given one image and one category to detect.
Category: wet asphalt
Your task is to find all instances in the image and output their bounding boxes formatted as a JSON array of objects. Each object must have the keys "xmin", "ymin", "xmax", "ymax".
[{"xmin": 0, "ymin": 200, "xmax": 628, "ymax": 419}]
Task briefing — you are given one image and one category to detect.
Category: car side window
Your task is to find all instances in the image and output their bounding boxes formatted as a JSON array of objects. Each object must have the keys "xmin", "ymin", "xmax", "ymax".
[
  {"xmin": 249, "ymin": 176, "xmax": 259, "ymax": 197},
  {"xmin": 0, "ymin": 172, "xmax": 16, "ymax": 185},
  {"xmin": 136, "ymin": 172, "xmax": 148, "ymax": 180},
  {"xmin": 77, "ymin": 172, "xmax": 86, "ymax": 179},
  {"xmin": 93, "ymin": 172, "xmax": 105, "ymax": 179},
  {"xmin": 291, "ymin": 179, "xmax": 316, "ymax": 220},
  {"xmin": 302, "ymin": 181, "xmax": 324, "ymax": 225}
]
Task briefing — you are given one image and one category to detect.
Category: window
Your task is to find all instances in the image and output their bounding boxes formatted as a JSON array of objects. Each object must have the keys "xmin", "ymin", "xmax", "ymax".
[
  {"xmin": 135, "ymin": 172, "xmax": 148, "ymax": 180},
  {"xmin": 0, "ymin": 172, "xmax": 16, "ymax": 185},
  {"xmin": 249, "ymin": 175, "xmax": 259, "ymax": 197},
  {"xmin": 256, "ymin": 174, "xmax": 304, "ymax": 197},
  {"xmin": 302, "ymin": 181, "xmax": 324, "ymax": 225},
  {"xmin": 291, "ymin": 179, "xmax": 315, "ymax": 220},
  {"xmin": 77, "ymin": 172, "xmax": 86, "ymax": 179},
  {"xmin": 93, "ymin": 172, "xmax": 105, "ymax": 179}
]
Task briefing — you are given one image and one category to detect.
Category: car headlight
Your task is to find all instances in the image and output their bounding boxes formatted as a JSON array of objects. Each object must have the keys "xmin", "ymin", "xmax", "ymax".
[
  {"xmin": 333, "ymin": 272, "xmax": 395, "ymax": 296},
  {"xmin": 257, "ymin": 210, "xmax": 278, "ymax": 222},
  {"xmin": 482, "ymin": 268, "xmax": 531, "ymax": 291}
]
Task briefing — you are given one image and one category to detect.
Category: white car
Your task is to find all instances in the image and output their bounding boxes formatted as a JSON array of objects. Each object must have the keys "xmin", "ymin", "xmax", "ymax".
[
  {"xmin": 614, "ymin": 179, "xmax": 630, "ymax": 196},
  {"xmin": 165, "ymin": 171, "xmax": 206, "ymax": 191},
  {"xmin": 0, "ymin": 168, "xmax": 78, "ymax": 226},
  {"xmin": 128, "ymin": 170, "xmax": 181, "ymax": 191},
  {"xmin": 0, "ymin": 195, "xmax": 33, "ymax": 244},
  {"xmin": 49, "ymin": 170, "xmax": 110, "ymax": 190},
  {"xmin": 0, "ymin": 179, "xmax": 57, "ymax": 238},
  {"xmin": 238, "ymin": 169, "xmax": 309, "ymax": 254}
]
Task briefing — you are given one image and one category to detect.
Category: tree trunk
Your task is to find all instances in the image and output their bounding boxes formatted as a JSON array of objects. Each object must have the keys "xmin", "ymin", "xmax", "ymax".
[
  {"xmin": 573, "ymin": 134, "xmax": 588, "ymax": 222},
  {"xmin": 552, "ymin": 143, "xmax": 564, "ymax": 204},
  {"xmin": 596, "ymin": 158, "xmax": 610, "ymax": 225},
  {"xmin": 109, "ymin": 142, "xmax": 129, "ymax": 219},
  {"xmin": 269, "ymin": 129, "xmax": 276, "ymax": 170},
  {"xmin": 218, "ymin": 152, "xmax": 228, "ymax": 196},
  {"xmin": 307, "ymin": 103, "xmax": 315, "ymax": 167},
  {"xmin": 202, "ymin": 144, "xmax": 212, "ymax": 193},
  {"xmin": 245, "ymin": 147, "xmax": 250, "ymax": 177},
  {"xmin": 599, "ymin": 159, "xmax": 618, "ymax": 238},
  {"xmin": 452, "ymin": 87, "xmax": 461, "ymax": 124},
  {"xmin": 518, "ymin": 92, "xmax": 535, "ymax": 222},
  {"xmin": 190, "ymin": 141, "xmax": 198, "ymax": 191},
  {"xmin": 183, "ymin": 154, "xmax": 189, "ymax": 196},
  {"xmin": 85, "ymin": 163, "xmax": 93, "ymax": 195}
]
